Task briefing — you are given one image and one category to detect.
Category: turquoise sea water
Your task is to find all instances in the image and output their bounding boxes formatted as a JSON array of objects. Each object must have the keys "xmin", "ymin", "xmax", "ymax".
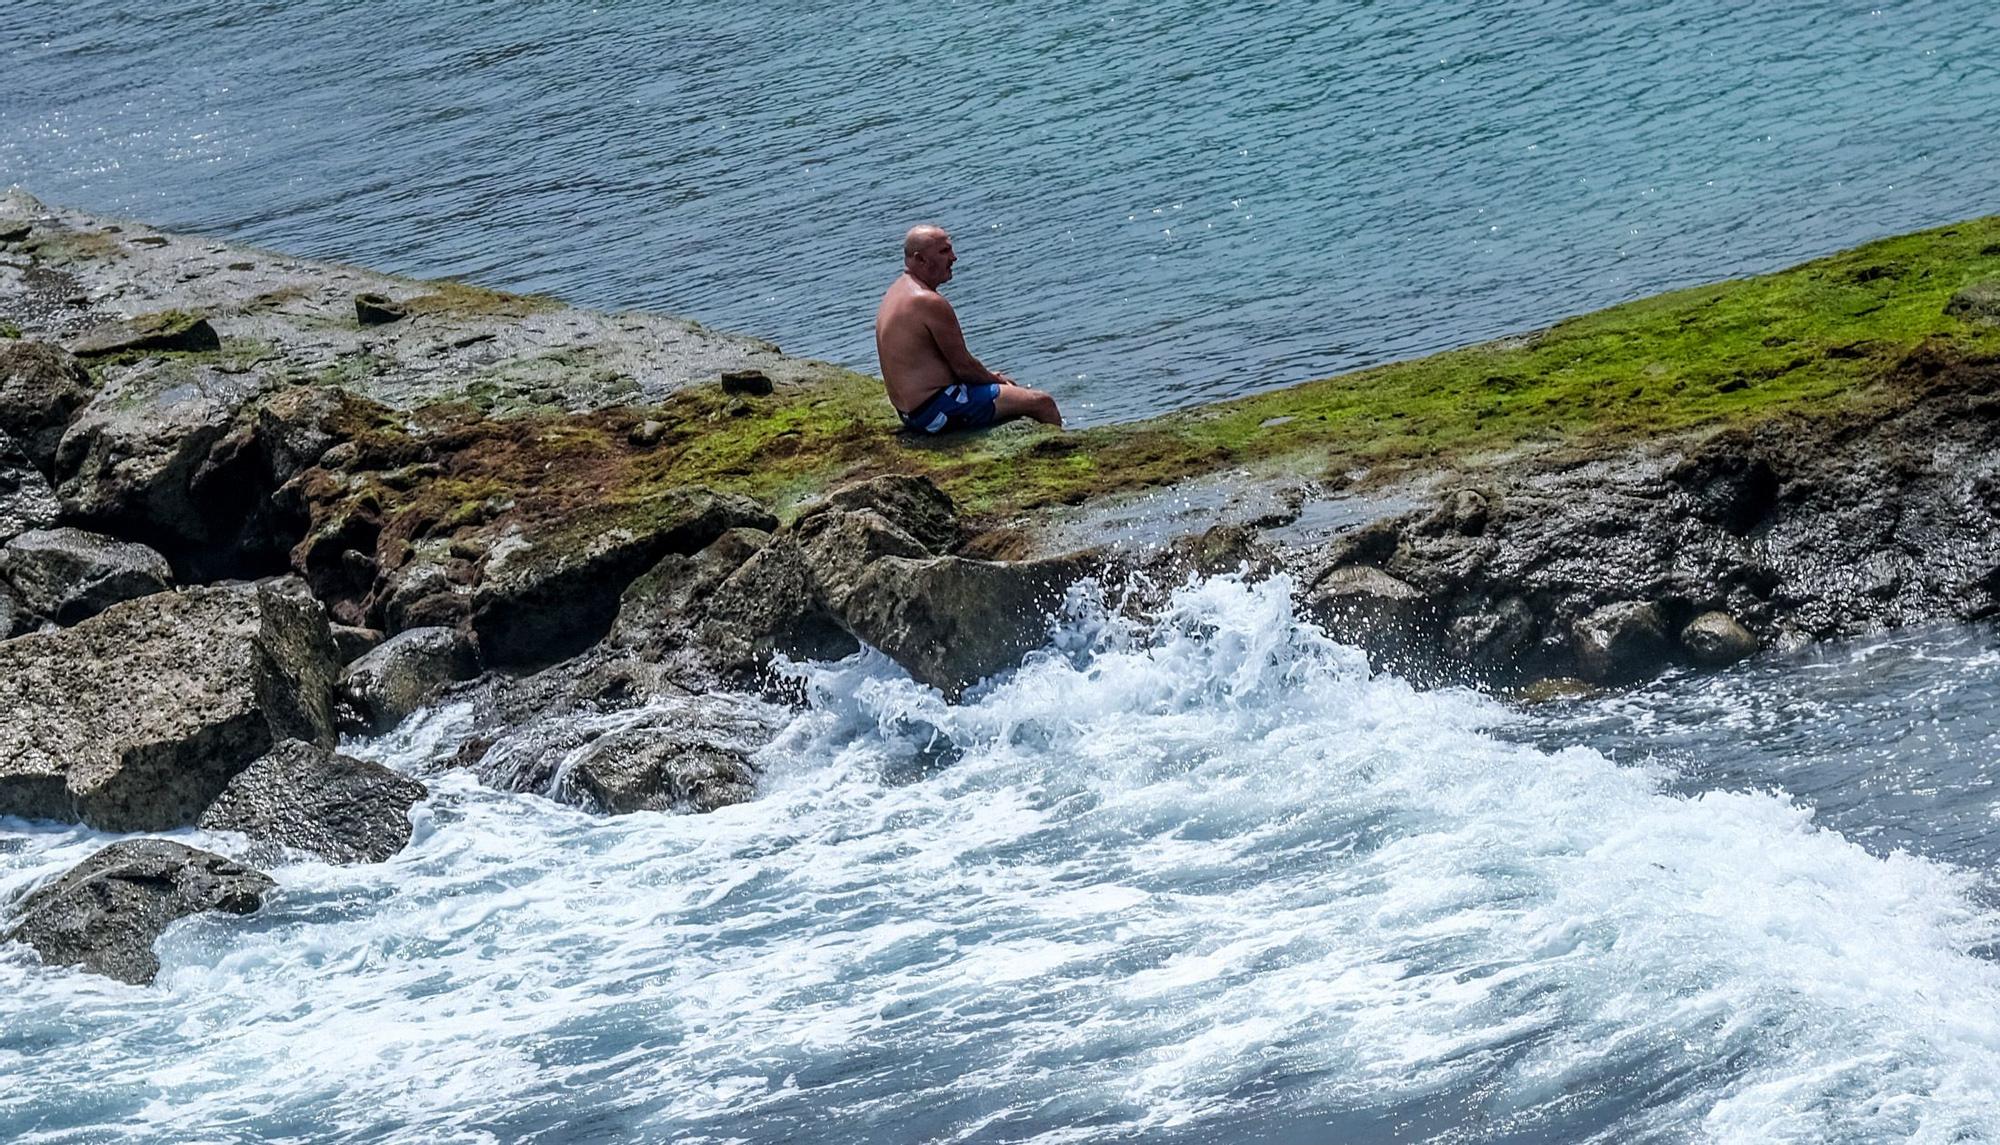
[{"xmin": 4, "ymin": 1, "xmax": 1998, "ymax": 422}]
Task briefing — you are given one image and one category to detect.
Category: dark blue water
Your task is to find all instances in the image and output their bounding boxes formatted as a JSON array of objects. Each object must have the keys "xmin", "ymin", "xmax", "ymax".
[{"xmin": 4, "ymin": 1, "xmax": 1997, "ymax": 422}]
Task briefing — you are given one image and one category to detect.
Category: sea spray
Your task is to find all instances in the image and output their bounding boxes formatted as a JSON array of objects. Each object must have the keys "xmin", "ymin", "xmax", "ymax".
[{"xmin": 2, "ymin": 576, "xmax": 1998, "ymax": 1142}]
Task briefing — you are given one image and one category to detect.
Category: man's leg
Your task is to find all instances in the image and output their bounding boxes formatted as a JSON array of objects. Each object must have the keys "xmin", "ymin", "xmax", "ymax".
[{"xmin": 993, "ymin": 384, "xmax": 1063, "ymax": 427}]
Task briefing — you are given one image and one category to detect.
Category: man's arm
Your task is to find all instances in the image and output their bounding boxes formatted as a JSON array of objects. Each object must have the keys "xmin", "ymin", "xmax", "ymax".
[{"xmin": 921, "ymin": 295, "xmax": 1014, "ymax": 385}]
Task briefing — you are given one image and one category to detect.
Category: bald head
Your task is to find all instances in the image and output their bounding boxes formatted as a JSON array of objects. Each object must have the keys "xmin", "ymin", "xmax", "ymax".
[
  {"xmin": 901, "ymin": 224, "xmax": 956, "ymax": 287},
  {"xmin": 903, "ymin": 224, "xmax": 950, "ymax": 261}
]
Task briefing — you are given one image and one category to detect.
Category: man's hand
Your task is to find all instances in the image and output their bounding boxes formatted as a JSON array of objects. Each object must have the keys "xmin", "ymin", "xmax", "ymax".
[{"xmin": 992, "ymin": 372, "xmax": 1017, "ymax": 387}]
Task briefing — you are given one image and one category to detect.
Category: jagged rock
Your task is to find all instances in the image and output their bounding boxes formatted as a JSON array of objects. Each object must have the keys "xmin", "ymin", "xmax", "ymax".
[
  {"xmin": 795, "ymin": 508, "xmax": 931, "ymax": 612},
  {"xmin": 1571, "ymin": 601, "xmax": 1671, "ymax": 685},
  {"xmin": 353, "ymin": 292, "xmax": 406, "ymax": 325},
  {"xmin": 0, "ymin": 429, "xmax": 59, "ymax": 541},
  {"xmin": 336, "ymin": 626, "xmax": 477, "ymax": 734},
  {"xmin": 610, "ymin": 526, "xmax": 769, "ymax": 657},
  {"xmin": 1303, "ymin": 565, "xmax": 1437, "ymax": 670},
  {"xmin": 468, "ymin": 488, "xmax": 777, "ymax": 670},
  {"xmin": 0, "ymin": 578, "xmax": 24, "ymax": 639},
  {"xmin": 1944, "ymin": 278, "xmax": 2000, "ymax": 324},
  {"xmin": 379, "ymin": 561, "xmax": 470, "ymax": 631},
  {"xmin": 0, "ymin": 582, "xmax": 339, "ymax": 831},
  {"xmin": 330, "ymin": 623, "xmax": 384, "ymax": 665},
  {"xmin": 198, "ymin": 740, "xmax": 426, "ymax": 863},
  {"xmin": 2, "ymin": 839, "xmax": 273, "ymax": 985},
  {"xmin": 67, "ymin": 311, "xmax": 220, "ymax": 358},
  {"xmin": 0, "ymin": 527, "xmax": 172, "ymax": 627},
  {"xmin": 0, "ymin": 341, "xmax": 95, "ymax": 472},
  {"xmin": 562, "ymin": 701, "xmax": 773, "ymax": 814},
  {"xmin": 805, "ymin": 473, "xmax": 959, "ymax": 554},
  {"xmin": 841, "ymin": 553, "xmax": 1094, "ymax": 698},
  {"xmin": 53, "ymin": 359, "xmax": 265, "ymax": 573},
  {"xmin": 1680, "ymin": 610, "xmax": 1758, "ymax": 667},
  {"xmin": 695, "ymin": 538, "xmax": 859, "ymax": 678},
  {"xmin": 719, "ymin": 369, "xmax": 773, "ymax": 396},
  {"xmin": 1446, "ymin": 598, "xmax": 1539, "ymax": 675}
]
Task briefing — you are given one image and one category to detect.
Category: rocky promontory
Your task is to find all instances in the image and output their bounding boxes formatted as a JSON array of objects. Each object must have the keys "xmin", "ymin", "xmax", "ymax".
[{"xmin": 4, "ymin": 186, "xmax": 2000, "ymax": 980}]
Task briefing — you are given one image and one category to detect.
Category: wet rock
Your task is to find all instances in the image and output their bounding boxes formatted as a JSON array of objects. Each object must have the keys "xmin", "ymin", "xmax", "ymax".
[
  {"xmin": 0, "ymin": 527, "xmax": 173, "ymax": 626},
  {"xmin": 1680, "ymin": 610, "xmax": 1758, "ymax": 667},
  {"xmin": 1445, "ymin": 598, "xmax": 1540, "ymax": 676},
  {"xmin": 841, "ymin": 553, "xmax": 1094, "ymax": 698},
  {"xmin": 694, "ymin": 536, "xmax": 859, "ymax": 679},
  {"xmin": 336, "ymin": 625, "xmax": 478, "ymax": 734},
  {"xmin": 1944, "ymin": 278, "xmax": 2000, "ymax": 324},
  {"xmin": 198, "ymin": 740, "xmax": 427, "ymax": 863},
  {"xmin": 0, "ymin": 341, "xmax": 95, "ymax": 472},
  {"xmin": 468, "ymin": 487, "xmax": 777, "ymax": 670},
  {"xmin": 563, "ymin": 704, "xmax": 771, "ymax": 814},
  {"xmin": 1571, "ymin": 601, "xmax": 1671, "ymax": 685},
  {"xmin": 719, "ymin": 368, "xmax": 773, "ymax": 396},
  {"xmin": 330, "ymin": 623, "xmax": 385, "ymax": 665},
  {"xmin": 67, "ymin": 311, "xmax": 220, "ymax": 358},
  {"xmin": 353, "ymin": 292, "xmax": 406, "ymax": 325},
  {"xmin": 610, "ymin": 526, "xmax": 769, "ymax": 657},
  {"xmin": 379, "ymin": 561, "xmax": 470, "ymax": 632},
  {"xmin": 795, "ymin": 508, "xmax": 931, "ymax": 613},
  {"xmin": 1303, "ymin": 565, "xmax": 1437, "ymax": 671},
  {"xmin": 0, "ymin": 581, "xmax": 339, "ymax": 831},
  {"xmin": 2, "ymin": 839, "xmax": 273, "ymax": 985},
  {"xmin": 0, "ymin": 429, "xmax": 59, "ymax": 542}
]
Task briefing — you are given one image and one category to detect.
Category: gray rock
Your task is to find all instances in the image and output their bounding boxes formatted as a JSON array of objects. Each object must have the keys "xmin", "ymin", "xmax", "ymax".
[
  {"xmin": 0, "ymin": 581, "xmax": 339, "ymax": 831},
  {"xmin": 1944, "ymin": 278, "xmax": 2000, "ymax": 324},
  {"xmin": 0, "ymin": 577, "xmax": 25, "ymax": 639},
  {"xmin": 561, "ymin": 702, "xmax": 773, "ymax": 814},
  {"xmin": 67, "ymin": 311, "xmax": 220, "ymax": 358},
  {"xmin": 0, "ymin": 527, "xmax": 172, "ymax": 626},
  {"xmin": 694, "ymin": 537, "xmax": 859, "ymax": 679},
  {"xmin": 336, "ymin": 626, "xmax": 477, "ymax": 734},
  {"xmin": 198, "ymin": 740, "xmax": 426, "ymax": 863},
  {"xmin": 1571, "ymin": 601, "xmax": 1671, "ymax": 685},
  {"xmin": 1680, "ymin": 610, "xmax": 1758, "ymax": 667},
  {"xmin": 795, "ymin": 507, "xmax": 931, "ymax": 613},
  {"xmin": 0, "ymin": 429, "xmax": 59, "ymax": 542},
  {"xmin": 841, "ymin": 553, "xmax": 1093, "ymax": 699},
  {"xmin": 353, "ymin": 293, "xmax": 406, "ymax": 325},
  {"xmin": 1303, "ymin": 565, "xmax": 1438, "ymax": 673},
  {"xmin": 805, "ymin": 473, "xmax": 959, "ymax": 555},
  {"xmin": 330, "ymin": 623, "xmax": 385, "ymax": 665},
  {"xmin": 610, "ymin": 526, "xmax": 769, "ymax": 657},
  {"xmin": 2, "ymin": 839, "xmax": 273, "ymax": 985},
  {"xmin": 0, "ymin": 341, "xmax": 95, "ymax": 472},
  {"xmin": 469, "ymin": 487, "xmax": 777, "ymax": 670}
]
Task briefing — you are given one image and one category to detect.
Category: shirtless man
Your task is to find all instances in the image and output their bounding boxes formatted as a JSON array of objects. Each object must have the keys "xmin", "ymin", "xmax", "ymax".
[{"xmin": 874, "ymin": 225, "xmax": 1063, "ymax": 434}]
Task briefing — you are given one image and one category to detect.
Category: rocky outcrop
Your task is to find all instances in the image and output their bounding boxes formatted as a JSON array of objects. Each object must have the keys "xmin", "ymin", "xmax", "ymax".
[
  {"xmin": 1571, "ymin": 601, "xmax": 1670, "ymax": 685},
  {"xmin": 560, "ymin": 700, "xmax": 772, "ymax": 814},
  {"xmin": 0, "ymin": 341, "xmax": 94, "ymax": 472},
  {"xmin": 466, "ymin": 488, "xmax": 778, "ymax": 670},
  {"xmin": 198, "ymin": 740, "xmax": 427, "ymax": 863},
  {"xmin": 335, "ymin": 625, "xmax": 478, "ymax": 733},
  {"xmin": 0, "ymin": 526, "xmax": 172, "ymax": 627},
  {"xmin": 0, "ymin": 582, "xmax": 339, "ymax": 831},
  {"xmin": 1680, "ymin": 610, "xmax": 1758, "ymax": 667},
  {"xmin": 842, "ymin": 553, "xmax": 1094, "ymax": 698},
  {"xmin": 2, "ymin": 839, "xmax": 274, "ymax": 985},
  {"xmin": 0, "ymin": 428, "xmax": 59, "ymax": 542}
]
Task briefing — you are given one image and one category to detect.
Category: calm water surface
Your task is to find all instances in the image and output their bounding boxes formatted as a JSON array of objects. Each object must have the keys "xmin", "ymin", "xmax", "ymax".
[{"xmin": 4, "ymin": 1, "xmax": 1998, "ymax": 422}]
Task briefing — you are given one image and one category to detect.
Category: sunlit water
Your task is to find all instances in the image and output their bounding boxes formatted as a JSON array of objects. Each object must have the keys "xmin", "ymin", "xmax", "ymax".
[
  {"xmin": 4, "ymin": 1, "xmax": 1999, "ymax": 422},
  {"xmin": 6, "ymin": 577, "xmax": 2000, "ymax": 1142}
]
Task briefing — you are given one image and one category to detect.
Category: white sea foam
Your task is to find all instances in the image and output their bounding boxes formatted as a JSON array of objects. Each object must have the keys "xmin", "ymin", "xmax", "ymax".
[{"xmin": 4, "ymin": 575, "xmax": 2000, "ymax": 1142}]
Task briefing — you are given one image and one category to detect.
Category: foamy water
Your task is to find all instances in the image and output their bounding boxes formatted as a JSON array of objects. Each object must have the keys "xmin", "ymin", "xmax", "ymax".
[{"xmin": 5, "ymin": 577, "xmax": 2000, "ymax": 1142}]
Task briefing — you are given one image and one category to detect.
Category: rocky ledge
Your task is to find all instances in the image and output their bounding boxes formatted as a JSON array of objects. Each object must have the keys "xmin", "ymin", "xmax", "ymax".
[{"xmin": 3, "ymin": 187, "xmax": 2000, "ymax": 980}]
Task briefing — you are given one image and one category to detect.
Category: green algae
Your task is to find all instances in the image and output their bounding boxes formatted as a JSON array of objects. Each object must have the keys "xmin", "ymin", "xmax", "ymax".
[
  {"xmin": 402, "ymin": 281, "xmax": 557, "ymax": 319},
  {"xmin": 308, "ymin": 216, "xmax": 2000, "ymax": 555}
]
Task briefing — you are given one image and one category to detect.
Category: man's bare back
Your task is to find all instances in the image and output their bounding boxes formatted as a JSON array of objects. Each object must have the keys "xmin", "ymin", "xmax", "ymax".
[{"xmin": 874, "ymin": 225, "xmax": 1062, "ymax": 433}]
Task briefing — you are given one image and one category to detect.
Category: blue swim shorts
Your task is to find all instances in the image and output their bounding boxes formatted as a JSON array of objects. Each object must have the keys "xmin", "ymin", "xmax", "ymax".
[{"xmin": 900, "ymin": 382, "xmax": 1001, "ymax": 435}]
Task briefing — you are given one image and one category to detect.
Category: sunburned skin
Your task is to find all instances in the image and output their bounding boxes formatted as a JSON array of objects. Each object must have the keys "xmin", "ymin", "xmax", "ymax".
[{"xmin": 874, "ymin": 224, "xmax": 1062, "ymax": 427}]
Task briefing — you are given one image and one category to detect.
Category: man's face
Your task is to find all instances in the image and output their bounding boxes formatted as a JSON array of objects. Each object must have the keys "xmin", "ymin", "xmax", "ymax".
[{"xmin": 915, "ymin": 234, "xmax": 956, "ymax": 285}]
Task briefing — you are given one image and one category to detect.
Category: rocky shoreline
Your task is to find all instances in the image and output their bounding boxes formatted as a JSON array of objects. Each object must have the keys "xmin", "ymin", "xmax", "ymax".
[{"xmin": 3, "ymin": 188, "xmax": 1999, "ymax": 983}]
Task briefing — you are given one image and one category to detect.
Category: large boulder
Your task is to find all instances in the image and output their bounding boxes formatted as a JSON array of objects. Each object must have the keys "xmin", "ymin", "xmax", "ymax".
[
  {"xmin": 793, "ymin": 507, "xmax": 932, "ymax": 612},
  {"xmin": 1303, "ymin": 565, "xmax": 1439, "ymax": 673},
  {"xmin": 0, "ymin": 527, "xmax": 172, "ymax": 627},
  {"xmin": 335, "ymin": 625, "xmax": 478, "ymax": 734},
  {"xmin": 841, "ymin": 554, "xmax": 1093, "ymax": 698},
  {"xmin": 1680, "ymin": 610, "xmax": 1759, "ymax": 667},
  {"xmin": 198, "ymin": 740, "xmax": 427, "ymax": 863},
  {"xmin": 0, "ymin": 582, "xmax": 340, "ymax": 831},
  {"xmin": 0, "ymin": 341, "xmax": 95, "ymax": 473},
  {"xmin": 692, "ymin": 537, "xmax": 860, "ymax": 679},
  {"xmin": 802, "ymin": 473, "xmax": 960, "ymax": 554},
  {"xmin": 0, "ymin": 428, "xmax": 59, "ymax": 542},
  {"xmin": 52, "ymin": 359, "xmax": 265, "ymax": 571},
  {"xmin": 561, "ymin": 698, "xmax": 774, "ymax": 814},
  {"xmin": 2, "ymin": 839, "xmax": 274, "ymax": 985},
  {"xmin": 610, "ymin": 526, "xmax": 770, "ymax": 658},
  {"xmin": 468, "ymin": 488, "xmax": 778, "ymax": 670},
  {"xmin": 1571, "ymin": 600, "xmax": 1672, "ymax": 685}
]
